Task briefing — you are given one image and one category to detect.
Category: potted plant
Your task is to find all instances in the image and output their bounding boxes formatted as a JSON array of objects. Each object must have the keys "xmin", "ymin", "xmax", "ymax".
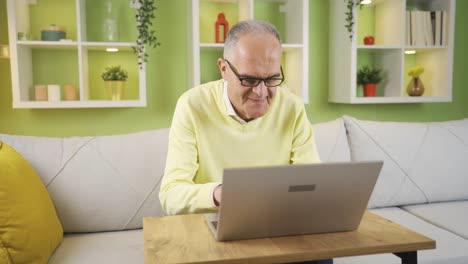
[
  {"xmin": 101, "ymin": 65, "xmax": 128, "ymax": 100},
  {"xmin": 357, "ymin": 66, "xmax": 383, "ymax": 97}
]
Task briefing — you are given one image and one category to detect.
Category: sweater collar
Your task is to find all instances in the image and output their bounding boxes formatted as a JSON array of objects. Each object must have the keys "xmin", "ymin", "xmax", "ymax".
[{"xmin": 223, "ymin": 81, "xmax": 247, "ymax": 124}]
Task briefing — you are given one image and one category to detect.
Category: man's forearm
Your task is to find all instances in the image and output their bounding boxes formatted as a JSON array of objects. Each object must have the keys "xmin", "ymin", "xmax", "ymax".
[{"xmin": 159, "ymin": 180, "xmax": 221, "ymax": 215}]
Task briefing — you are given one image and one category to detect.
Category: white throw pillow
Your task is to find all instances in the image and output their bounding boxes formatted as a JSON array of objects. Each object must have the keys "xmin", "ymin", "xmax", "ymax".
[{"xmin": 343, "ymin": 116, "xmax": 468, "ymax": 208}]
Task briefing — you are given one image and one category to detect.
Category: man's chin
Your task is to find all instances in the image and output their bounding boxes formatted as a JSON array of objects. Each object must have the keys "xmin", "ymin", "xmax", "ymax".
[{"xmin": 246, "ymin": 107, "xmax": 269, "ymax": 119}]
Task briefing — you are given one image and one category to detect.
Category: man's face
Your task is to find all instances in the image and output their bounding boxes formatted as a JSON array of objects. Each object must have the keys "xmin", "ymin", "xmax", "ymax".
[{"xmin": 218, "ymin": 33, "xmax": 282, "ymax": 122}]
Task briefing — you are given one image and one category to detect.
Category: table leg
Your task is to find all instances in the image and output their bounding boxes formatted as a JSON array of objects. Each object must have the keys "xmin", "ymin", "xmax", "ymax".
[{"xmin": 394, "ymin": 251, "xmax": 417, "ymax": 264}]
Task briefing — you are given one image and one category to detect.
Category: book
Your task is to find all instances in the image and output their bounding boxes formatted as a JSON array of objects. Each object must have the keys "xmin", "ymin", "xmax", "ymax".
[
  {"xmin": 430, "ymin": 11, "xmax": 436, "ymax": 45},
  {"xmin": 435, "ymin": 11, "xmax": 443, "ymax": 46},
  {"xmin": 423, "ymin": 11, "xmax": 433, "ymax": 46},
  {"xmin": 412, "ymin": 11, "xmax": 429, "ymax": 46},
  {"xmin": 443, "ymin": 10, "xmax": 449, "ymax": 46},
  {"xmin": 407, "ymin": 9, "xmax": 448, "ymax": 47},
  {"xmin": 406, "ymin": 11, "xmax": 412, "ymax": 45}
]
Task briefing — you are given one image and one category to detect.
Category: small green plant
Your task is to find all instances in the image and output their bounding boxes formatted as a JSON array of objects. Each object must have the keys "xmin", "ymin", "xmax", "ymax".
[
  {"xmin": 357, "ymin": 66, "xmax": 383, "ymax": 85},
  {"xmin": 101, "ymin": 65, "xmax": 128, "ymax": 81}
]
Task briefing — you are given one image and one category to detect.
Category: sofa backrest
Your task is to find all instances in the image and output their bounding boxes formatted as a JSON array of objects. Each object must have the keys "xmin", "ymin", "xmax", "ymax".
[
  {"xmin": 0, "ymin": 118, "xmax": 350, "ymax": 233},
  {"xmin": 343, "ymin": 116, "xmax": 468, "ymax": 209},
  {"xmin": 1, "ymin": 129, "xmax": 169, "ymax": 233},
  {"xmin": 312, "ymin": 118, "xmax": 351, "ymax": 163}
]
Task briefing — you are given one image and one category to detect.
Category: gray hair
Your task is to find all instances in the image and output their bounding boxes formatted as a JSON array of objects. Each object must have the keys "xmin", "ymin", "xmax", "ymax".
[{"xmin": 223, "ymin": 20, "xmax": 282, "ymax": 58}]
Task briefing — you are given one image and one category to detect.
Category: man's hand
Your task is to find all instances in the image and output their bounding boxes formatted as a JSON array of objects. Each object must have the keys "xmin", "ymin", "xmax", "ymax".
[{"xmin": 213, "ymin": 185, "xmax": 222, "ymax": 206}]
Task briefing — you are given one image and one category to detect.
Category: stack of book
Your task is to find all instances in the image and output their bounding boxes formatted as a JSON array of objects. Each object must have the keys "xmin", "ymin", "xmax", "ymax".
[{"xmin": 406, "ymin": 10, "xmax": 448, "ymax": 46}]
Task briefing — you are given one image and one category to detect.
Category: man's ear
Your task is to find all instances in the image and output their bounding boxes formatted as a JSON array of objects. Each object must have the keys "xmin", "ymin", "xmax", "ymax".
[{"xmin": 217, "ymin": 58, "xmax": 228, "ymax": 80}]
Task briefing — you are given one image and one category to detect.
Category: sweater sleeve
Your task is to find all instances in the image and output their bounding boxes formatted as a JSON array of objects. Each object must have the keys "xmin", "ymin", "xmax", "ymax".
[
  {"xmin": 159, "ymin": 96, "xmax": 220, "ymax": 215},
  {"xmin": 290, "ymin": 104, "xmax": 321, "ymax": 164}
]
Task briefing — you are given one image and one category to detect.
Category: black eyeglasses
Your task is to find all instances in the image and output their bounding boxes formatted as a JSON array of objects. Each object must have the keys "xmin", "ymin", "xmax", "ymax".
[{"xmin": 224, "ymin": 59, "xmax": 284, "ymax": 87}]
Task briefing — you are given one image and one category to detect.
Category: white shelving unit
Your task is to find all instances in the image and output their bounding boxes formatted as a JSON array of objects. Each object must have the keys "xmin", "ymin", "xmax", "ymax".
[
  {"xmin": 329, "ymin": 0, "xmax": 455, "ymax": 104},
  {"xmin": 6, "ymin": 0, "xmax": 146, "ymax": 108},
  {"xmin": 188, "ymin": 0, "xmax": 309, "ymax": 103}
]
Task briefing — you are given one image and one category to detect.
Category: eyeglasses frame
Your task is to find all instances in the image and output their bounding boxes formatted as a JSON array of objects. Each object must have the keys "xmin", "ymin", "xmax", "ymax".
[{"xmin": 224, "ymin": 59, "xmax": 285, "ymax": 87}]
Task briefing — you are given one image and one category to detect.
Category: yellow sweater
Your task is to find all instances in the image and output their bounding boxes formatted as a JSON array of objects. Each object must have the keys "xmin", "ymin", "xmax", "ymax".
[{"xmin": 159, "ymin": 79, "xmax": 320, "ymax": 215}]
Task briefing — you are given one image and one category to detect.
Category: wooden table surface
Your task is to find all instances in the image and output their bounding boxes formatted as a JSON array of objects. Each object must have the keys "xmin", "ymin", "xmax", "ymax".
[{"xmin": 144, "ymin": 211, "xmax": 435, "ymax": 264}]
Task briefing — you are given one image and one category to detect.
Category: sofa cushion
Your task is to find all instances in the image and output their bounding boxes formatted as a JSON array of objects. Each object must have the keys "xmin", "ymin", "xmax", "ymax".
[
  {"xmin": 0, "ymin": 129, "xmax": 169, "ymax": 233},
  {"xmin": 403, "ymin": 200, "xmax": 468, "ymax": 239},
  {"xmin": 0, "ymin": 141, "xmax": 63, "ymax": 264},
  {"xmin": 312, "ymin": 118, "xmax": 351, "ymax": 162},
  {"xmin": 335, "ymin": 207, "xmax": 468, "ymax": 264},
  {"xmin": 343, "ymin": 116, "xmax": 468, "ymax": 208},
  {"xmin": 48, "ymin": 229, "xmax": 143, "ymax": 264}
]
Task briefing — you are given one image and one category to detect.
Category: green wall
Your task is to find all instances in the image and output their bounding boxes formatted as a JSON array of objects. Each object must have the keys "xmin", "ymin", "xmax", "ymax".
[{"xmin": 0, "ymin": 0, "xmax": 467, "ymax": 137}]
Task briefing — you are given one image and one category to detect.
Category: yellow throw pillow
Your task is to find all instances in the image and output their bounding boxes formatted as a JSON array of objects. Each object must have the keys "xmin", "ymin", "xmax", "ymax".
[{"xmin": 0, "ymin": 141, "xmax": 63, "ymax": 264}]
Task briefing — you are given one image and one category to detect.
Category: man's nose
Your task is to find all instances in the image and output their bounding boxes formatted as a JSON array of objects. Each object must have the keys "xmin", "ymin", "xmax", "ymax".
[{"xmin": 252, "ymin": 82, "xmax": 267, "ymax": 97}]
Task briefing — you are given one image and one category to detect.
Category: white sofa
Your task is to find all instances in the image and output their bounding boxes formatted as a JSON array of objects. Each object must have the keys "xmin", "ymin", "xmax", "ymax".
[{"xmin": 1, "ymin": 116, "xmax": 467, "ymax": 264}]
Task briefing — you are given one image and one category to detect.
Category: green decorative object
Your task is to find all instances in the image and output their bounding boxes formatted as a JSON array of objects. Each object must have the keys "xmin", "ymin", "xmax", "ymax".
[
  {"xmin": 17, "ymin": 32, "xmax": 33, "ymax": 40},
  {"xmin": 41, "ymin": 24, "xmax": 66, "ymax": 41},
  {"xmin": 103, "ymin": 0, "xmax": 119, "ymax": 42},
  {"xmin": 133, "ymin": 0, "xmax": 160, "ymax": 69}
]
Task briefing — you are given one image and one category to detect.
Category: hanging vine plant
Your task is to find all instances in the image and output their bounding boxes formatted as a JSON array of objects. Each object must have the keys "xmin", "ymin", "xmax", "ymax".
[
  {"xmin": 133, "ymin": 0, "xmax": 160, "ymax": 69},
  {"xmin": 343, "ymin": 0, "xmax": 364, "ymax": 41}
]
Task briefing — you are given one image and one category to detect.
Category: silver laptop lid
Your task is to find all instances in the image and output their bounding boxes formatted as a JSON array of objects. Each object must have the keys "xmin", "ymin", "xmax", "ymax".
[{"xmin": 214, "ymin": 161, "xmax": 383, "ymax": 241}]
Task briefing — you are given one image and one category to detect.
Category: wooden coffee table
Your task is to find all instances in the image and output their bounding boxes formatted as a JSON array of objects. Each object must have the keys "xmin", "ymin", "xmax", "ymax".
[{"xmin": 144, "ymin": 211, "xmax": 435, "ymax": 264}]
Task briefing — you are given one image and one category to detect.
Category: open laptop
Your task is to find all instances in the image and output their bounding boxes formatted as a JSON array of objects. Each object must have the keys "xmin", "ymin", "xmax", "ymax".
[{"xmin": 205, "ymin": 161, "xmax": 383, "ymax": 241}]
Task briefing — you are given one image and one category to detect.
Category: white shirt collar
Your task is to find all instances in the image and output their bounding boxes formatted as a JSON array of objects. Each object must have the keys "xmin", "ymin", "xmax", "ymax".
[{"xmin": 223, "ymin": 81, "xmax": 247, "ymax": 124}]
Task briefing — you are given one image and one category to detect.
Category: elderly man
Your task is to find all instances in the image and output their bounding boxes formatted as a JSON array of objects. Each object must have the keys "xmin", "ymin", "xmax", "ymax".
[
  {"xmin": 160, "ymin": 19, "xmax": 320, "ymax": 213},
  {"xmin": 159, "ymin": 19, "xmax": 330, "ymax": 264}
]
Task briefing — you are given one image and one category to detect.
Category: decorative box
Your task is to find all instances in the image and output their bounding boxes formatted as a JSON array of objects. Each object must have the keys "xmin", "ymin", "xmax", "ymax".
[{"xmin": 41, "ymin": 24, "xmax": 66, "ymax": 41}]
